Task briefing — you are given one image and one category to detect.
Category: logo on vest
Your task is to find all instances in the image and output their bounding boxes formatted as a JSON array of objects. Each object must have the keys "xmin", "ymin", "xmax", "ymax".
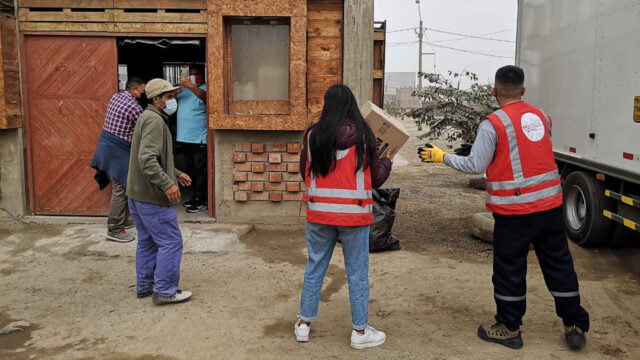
[{"xmin": 521, "ymin": 113, "xmax": 545, "ymax": 142}]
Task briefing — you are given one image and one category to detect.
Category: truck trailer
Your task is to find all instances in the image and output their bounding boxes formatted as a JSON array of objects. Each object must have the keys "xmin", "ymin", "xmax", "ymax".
[{"xmin": 516, "ymin": 0, "xmax": 640, "ymax": 245}]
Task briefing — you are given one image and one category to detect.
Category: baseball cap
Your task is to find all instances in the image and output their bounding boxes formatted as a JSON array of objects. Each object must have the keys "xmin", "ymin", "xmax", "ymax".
[{"xmin": 145, "ymin": 78, "xmax": 181, "ymax": 99}]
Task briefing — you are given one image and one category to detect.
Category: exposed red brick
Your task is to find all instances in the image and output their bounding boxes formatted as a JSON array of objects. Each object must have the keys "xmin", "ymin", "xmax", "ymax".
[
  {"xmin": 233, "ymin": 152, "xmax": 247, "ymax": 163},
  {"xmin": 248, "ymin": 191, "xmax": 269, "ymax": 201},
  {"xmin": 251, "ymin": 182, "xmax": 264, "ymax": 192},
  {"xmin": 252, "ymin": 163, "xmax": 265, "ymax": 173},
  {"xmin": 247, "ymin": 153, "xmax": 268, "ymax": 162},
  {"xmin": 251, "ymin": 143, "xmax": 265, "ymax": 153},
  {"xmin": 286, "ymin": 182, "xmax": 300, "ymax": 192},
  {"xmin": 283, "ymin": 172, "xmax": 302, "ymax": 182},
  {"xmin": 235, "ymin": 162, "xmax": 251, "ymax": 172},
  {"xmin": 268, "ymin": 153, "xmax": 282, "ymax": 164},
  {"xmin": 287, "ymin": 142, "xmax": 301, "ymax": 153},
  {"xmin": 269, "ymin": 172, "xmax": 282, "ymax": 183},
  {"xmin": 283, "ymin": 192, "xmax": 303, "ymax": 201},
  {"xmin": 235, "ymin": 143, "xmax": 251, "ymax": 152},
  {"xmin": 237, "ymin": 182, "xmax": 251, "ymax": 191},
  {"xmin": 266, "ymin": 143, "xmax": 287, "ymax": 152},
  {"xmin": 287, "ymin": 163, "xmax": 300, "ymax": 173},
  {"xmin": 282, "ymin": 153, "xmax": 299, "ymax": 163},
  {"xmin": 265, "ymin": 182, "xmax": 286, "ymax": 191},
  {"xmin": 233, "ymin": 172, "xmax": 247, "ymax": 182},
  {"xmin": 234, "ymin": 191, "xmax": 248, "ymax": 202},
  {"xmin": 248, "ymin": 172, "xmax": 268, "ymax": 181},
  {"xmin": 269, "ymin": 192, "xmax": 283, "ymax": 202},
  {"xmin": 266, "ymin": 163, "xmax": 287, "ymax": 172}
]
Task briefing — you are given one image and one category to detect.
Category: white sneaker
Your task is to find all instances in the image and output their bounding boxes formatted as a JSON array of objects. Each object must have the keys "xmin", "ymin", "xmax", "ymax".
[
  {"xmin": 152, "ymin": 290, "xmax": 192, "ymax": 305},
  {"xmin": 350, "ymin": 325, "xmax": 386, "ymax": 349},
  {"xmin": 294, "ymin": 317, "xmax": 310, "ymax": 342}
]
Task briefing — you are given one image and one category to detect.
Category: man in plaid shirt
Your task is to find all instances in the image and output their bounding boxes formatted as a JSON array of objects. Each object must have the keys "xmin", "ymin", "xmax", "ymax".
[{"xmin": 100, "ymin": 77, "xmax": 146, "ymax": 242}]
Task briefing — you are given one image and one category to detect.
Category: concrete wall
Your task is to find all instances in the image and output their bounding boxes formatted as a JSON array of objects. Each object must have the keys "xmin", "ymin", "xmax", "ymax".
[
  {"xmin": 343, "ymin": 0, "xmax": 374, "ymax": 107},
  {"xmin": 0, "ymin": 128, "xmax": 26, "ymax": 218},
  {"xmin": 214, "ymin": 130, "xmax": 305, "ymax": 224}
]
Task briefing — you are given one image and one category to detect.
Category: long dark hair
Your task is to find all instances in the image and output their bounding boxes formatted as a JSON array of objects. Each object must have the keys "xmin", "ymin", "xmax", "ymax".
[{"xmin": 307, "ymin": 84, "xmax": 377, "ymax": 178}]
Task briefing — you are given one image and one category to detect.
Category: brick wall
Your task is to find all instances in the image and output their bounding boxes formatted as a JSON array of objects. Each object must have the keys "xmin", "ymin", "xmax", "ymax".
[{"xmin": 233, "ymin": 142, "xmax": 304, "ymax": 202}]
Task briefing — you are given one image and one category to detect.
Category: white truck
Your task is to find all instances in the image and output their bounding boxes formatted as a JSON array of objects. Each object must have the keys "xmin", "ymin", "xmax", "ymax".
[{"xmin": 516, "ymin": 0, "xmax": 640, "ymax": 245}]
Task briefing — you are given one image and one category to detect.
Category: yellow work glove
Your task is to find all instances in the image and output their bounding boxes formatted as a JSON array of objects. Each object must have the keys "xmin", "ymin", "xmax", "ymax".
[{"xmin": 418, "ymin": 143, "xmax": 447, "ymax": 163}]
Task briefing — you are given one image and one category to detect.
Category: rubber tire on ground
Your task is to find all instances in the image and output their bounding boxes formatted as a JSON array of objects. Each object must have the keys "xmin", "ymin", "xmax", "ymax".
[
  {"xmin": 469, "ymin": 177, "xmax": 487, "ymax": 190},
  {"xmin": 562, "ymin": 171, "xmax": 613, "ymax": 246},
  {"xmin": 471, "ymin": 212, "xmax": 494, "ymax": 243}
]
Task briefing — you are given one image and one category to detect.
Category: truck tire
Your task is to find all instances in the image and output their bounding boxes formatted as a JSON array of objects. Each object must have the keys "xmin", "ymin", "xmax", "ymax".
[{"xmin": 562, "ymin": 171, "xmax": 613, "ymax": 246}]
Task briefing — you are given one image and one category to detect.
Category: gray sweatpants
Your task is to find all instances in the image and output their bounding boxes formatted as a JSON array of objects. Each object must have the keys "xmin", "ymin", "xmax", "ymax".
[{"xmin": 108, "ymin": 176, "xmax": 130, "ymax": 232}]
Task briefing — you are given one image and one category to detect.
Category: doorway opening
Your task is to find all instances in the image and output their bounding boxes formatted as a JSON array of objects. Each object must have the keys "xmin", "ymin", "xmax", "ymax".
[{"xmin": 117, "ymin": 37, "xmax": 212, "ymax": 219}]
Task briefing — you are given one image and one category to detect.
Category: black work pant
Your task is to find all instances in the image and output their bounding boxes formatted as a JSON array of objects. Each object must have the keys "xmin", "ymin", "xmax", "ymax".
[
  {"xmin": 180, "ymin": 142, "xmax": 207, "ymax": 202},
  {"xmin": 492, "ymin": 206, "xmax": 590, "ymax": 331}
]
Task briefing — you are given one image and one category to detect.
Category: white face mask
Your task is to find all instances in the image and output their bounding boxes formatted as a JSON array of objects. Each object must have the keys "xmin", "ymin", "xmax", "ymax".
[
  {"xmin": 190, "ymin": 75, "xmax": 197, "ymax": 85},
  {"xmin": 163, "ymin": 99, "xmax": 178, "ymax": 115}
]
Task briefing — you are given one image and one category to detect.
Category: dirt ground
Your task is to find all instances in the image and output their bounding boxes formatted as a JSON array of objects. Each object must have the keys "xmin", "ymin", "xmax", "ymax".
[{"xmin": 1, "ymin": 117, "xmax": 640, "ymax": 360}]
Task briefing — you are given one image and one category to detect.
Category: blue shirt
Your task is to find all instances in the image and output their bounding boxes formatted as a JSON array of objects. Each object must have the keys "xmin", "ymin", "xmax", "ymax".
[{"xmin": 176, "ymin": 83, "xmax": 207, "ymax": 144}]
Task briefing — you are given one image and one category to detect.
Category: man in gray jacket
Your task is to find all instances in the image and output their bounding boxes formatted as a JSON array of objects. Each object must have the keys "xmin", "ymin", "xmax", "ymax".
[{"xmin": 127, "ymin": 78, "xmax": 193, "ymax": 305}]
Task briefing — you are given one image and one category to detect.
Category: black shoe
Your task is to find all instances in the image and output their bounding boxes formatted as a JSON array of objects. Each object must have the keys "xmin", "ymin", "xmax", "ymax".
[
  {"xmin": 186, "ymin": 203, "xmax": 208, "ymax": 214},
  {"xmin": 137, "ymin": 289, "xmax": 153, "ymax": 298},
  {"xmin": 477, "ymin": 322, "xmax": 523, "ymax": 349},
  {"xmin": 565, "ymin": 325, "xmax": 586, "ymax": 350},
  {"xmin": 183, "ymin": 197, "xmax": 197, "ymax": 208}
]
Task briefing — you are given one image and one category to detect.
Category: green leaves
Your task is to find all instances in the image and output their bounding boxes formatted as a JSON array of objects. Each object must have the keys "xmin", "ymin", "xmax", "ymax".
[{"xmin": 408, "ymin": 71, "xmax": 498, "ymax": 143}]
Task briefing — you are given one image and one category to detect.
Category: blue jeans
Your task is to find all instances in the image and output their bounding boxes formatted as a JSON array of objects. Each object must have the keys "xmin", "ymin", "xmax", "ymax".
[
  {"xmin": 129, "ymin": 199, "xmax": 183, "ymax": 296},
  {"xmin": 299, "ymin": 222, "xmax": 370, "ymax": 330}
]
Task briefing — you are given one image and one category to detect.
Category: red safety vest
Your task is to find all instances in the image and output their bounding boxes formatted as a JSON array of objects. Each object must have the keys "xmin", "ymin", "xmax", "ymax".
[
  {"xmin": 485, "ymin": 101, "xmax": 562, "ymax": 215},
  {"xmin": 304, "ymin": 132, "xmax": 373, "ymax": 226}
]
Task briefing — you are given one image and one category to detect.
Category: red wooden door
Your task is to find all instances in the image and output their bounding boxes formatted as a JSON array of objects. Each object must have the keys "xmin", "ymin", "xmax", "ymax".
[{"xmin": 25, "ymin": 36, "xmax": 117, "ymax": 215}]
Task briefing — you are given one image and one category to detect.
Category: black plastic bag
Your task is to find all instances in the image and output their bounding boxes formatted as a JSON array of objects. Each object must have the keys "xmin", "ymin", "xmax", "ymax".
[{"xmin": 369, "ymin": 188, "xmax": 401, "ymax": 253}]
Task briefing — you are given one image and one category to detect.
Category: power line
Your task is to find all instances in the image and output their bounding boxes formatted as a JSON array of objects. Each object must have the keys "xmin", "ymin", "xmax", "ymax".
[
  {"xmin": 386, "ymin": 40, "xmax": 514, "ymax": 58},
  {"xmin": 432, "ymin": 28, "xmax": 517, "ymax": 43},
  {"xmin": 424, "ymin": 27, "xmax": 515, "ymax": 43},
  {"xmin": 386, "ymin": 26, "xmax": 515, "ymax": 43},
  {"xmin": 424, "ymin": 42, "xmax": 514, "ymax": 58}
]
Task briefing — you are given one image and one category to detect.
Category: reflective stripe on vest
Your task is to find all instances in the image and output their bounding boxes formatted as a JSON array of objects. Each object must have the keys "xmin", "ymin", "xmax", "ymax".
[
  {"xmin": 488, "ymin": 185, "xmax": 562, "ymax": 205},
  {"xmin": 542, "ymin": 111, "xmax": 552, "ymax": 137},
  {"xmin": 487, "ymin": 109, "xmax": 561, "ymax": 204},
  {"xmin": 307, "ymin": 202, "xmax": 373, "ymax": 214}
]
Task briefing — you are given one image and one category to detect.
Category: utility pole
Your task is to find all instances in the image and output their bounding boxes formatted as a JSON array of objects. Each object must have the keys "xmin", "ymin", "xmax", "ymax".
[
  {"xmin": 416, "ymin": 0, "xmax": 423, "ymax": 90},
  {"xmin": 418, "ymin": 19, "xmax": 423, "ymax": 90}
]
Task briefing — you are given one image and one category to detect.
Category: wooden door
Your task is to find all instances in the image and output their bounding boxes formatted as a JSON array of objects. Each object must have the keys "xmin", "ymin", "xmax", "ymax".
[{"xmin": 25, "ymin": 36, "xmax": 117, "ymax": 215}]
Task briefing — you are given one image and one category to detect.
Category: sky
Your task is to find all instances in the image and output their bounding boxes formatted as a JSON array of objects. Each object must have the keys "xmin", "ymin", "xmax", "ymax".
[{"xmin": 374, "ymin": 0, "xmax": 518, "ymax": 88}]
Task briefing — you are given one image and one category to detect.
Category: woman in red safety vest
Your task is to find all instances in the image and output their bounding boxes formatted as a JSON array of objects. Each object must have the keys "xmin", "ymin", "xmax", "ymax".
[{"xmin": 293, "ymin": 84, "xmax": 393, "ymax": 349}]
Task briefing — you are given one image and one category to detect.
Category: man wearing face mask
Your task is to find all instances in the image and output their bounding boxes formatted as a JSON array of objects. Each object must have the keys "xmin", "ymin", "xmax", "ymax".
[
  {"xmin": 177, "ymin": 64, "xmax": 208, "ymax": 213},
  {"xmin": 127, "ymin": 78, "xmax": 193, "ymax": 305},
  {"xmin": 91, "ymin": 77, "xmax": 146, "ymax": 243}
]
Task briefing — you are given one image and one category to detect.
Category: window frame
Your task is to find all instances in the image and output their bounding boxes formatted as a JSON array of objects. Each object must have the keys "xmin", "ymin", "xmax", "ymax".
[{"xmin": 224, "ymin": 17, "xmax": 291, "ymax": 116}]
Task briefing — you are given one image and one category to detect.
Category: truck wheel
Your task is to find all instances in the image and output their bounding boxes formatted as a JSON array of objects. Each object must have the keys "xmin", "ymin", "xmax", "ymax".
[{"xmin": 563, "ymin": 171, "xmax": 612, "ymax": 245}]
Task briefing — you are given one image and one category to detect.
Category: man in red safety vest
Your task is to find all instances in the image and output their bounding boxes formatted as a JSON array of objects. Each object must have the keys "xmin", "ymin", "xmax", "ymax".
[{"xmin": 418, "ymin": 65, "xmax": 589, "ymax": 350}]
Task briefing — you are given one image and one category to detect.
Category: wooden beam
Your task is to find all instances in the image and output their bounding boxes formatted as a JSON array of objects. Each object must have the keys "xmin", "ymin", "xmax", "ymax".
[
  {"xmin": 19, "ymin": 8, "xmax": 115, "ymax": 22},
  {"xmin": 373, "ymin": 69, "xmax": 383, "ymax": 79},
  {"xmin": 18, "ymin": 0, "xmax": 114, "ymax": 8},
  {"xmin": 114, "ymin": 0, "xmax": 206, "ymax": 9}
]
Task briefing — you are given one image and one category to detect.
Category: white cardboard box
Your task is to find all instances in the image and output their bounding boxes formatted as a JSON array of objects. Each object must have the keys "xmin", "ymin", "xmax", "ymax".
[{"xmin": 360, "ymin": 101, "xmax": 410, "ymax": 158}]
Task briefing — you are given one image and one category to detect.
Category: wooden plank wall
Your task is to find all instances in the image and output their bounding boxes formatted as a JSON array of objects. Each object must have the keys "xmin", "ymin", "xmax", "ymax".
[
  {"xmin": 0, "ymin": 10, "xmax": 21, "ymax": 129},
  {"xmin": 17, "ymin": 0, "xmax": 207, "ymax": 34},
  {"xmin": 307, "ymin": 0, "xmax": 343, "ymax": 123},
  {"xmin": 373, "ymin": 21, "xmax": 385, "ymax": 108}
]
